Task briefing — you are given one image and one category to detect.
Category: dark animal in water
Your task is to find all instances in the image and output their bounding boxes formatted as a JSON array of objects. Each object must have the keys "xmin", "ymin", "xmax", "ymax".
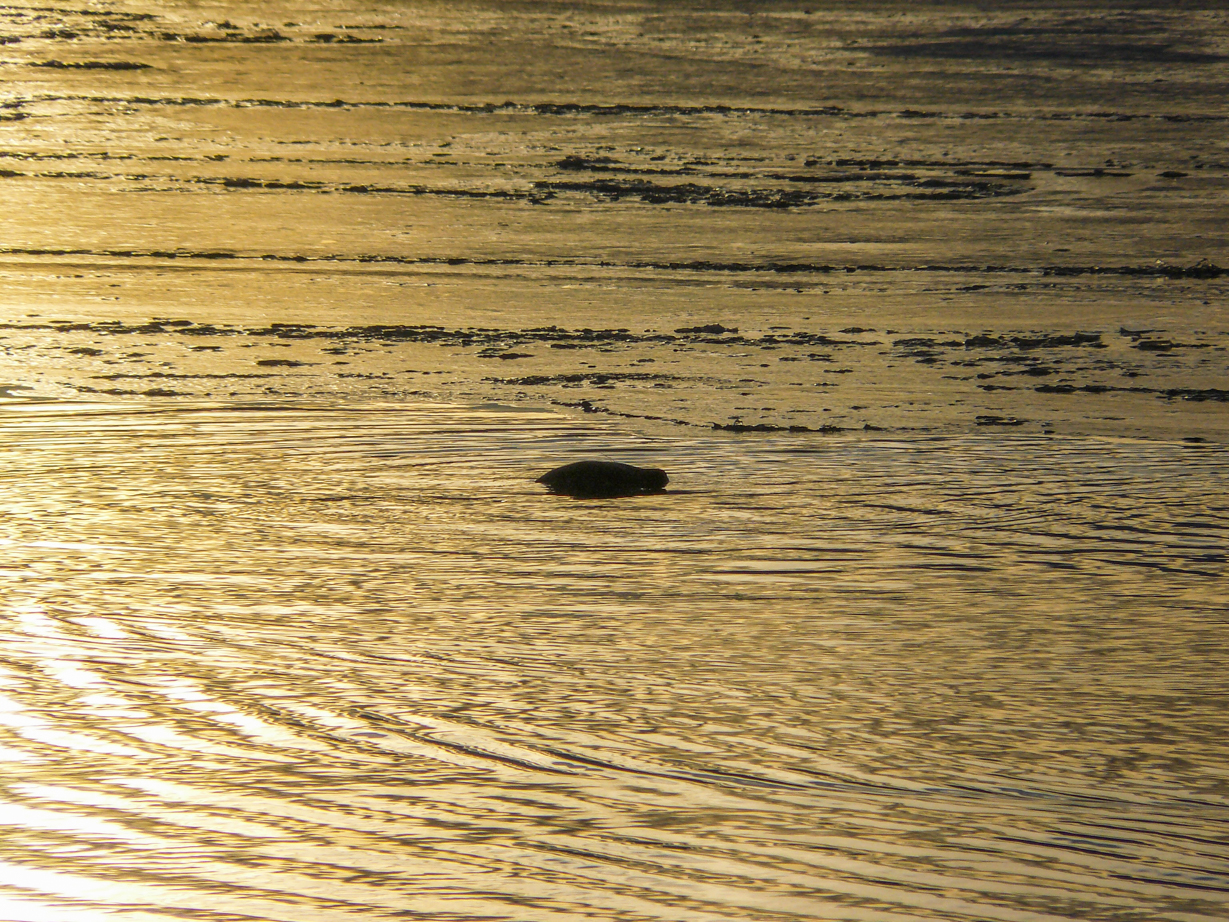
[{"xmin": 536, "ymin": 460, "xmax": 669, "ymax": 498}]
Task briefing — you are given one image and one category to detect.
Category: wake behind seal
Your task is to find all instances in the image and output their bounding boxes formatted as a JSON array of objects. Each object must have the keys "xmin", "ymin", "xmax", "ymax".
[{"xmin": 536, "ymin": 460, "xmax": 669, "ymax": 498}]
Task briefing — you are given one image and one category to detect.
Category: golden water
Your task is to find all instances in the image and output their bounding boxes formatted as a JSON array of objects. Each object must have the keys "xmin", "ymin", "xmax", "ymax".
[
  {"xmin": 1, "ymin": 1, "xmax": 1227, "ymax": 917},
  {"xmin": 0, "ymin": 400, "xmax": 1225, "ymax": 920}
]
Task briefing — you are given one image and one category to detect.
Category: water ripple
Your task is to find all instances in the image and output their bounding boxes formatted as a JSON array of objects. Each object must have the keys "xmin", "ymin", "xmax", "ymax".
[{"xmin": 0, "ymin": 400, "xmax": 1226, "ymax": 920}]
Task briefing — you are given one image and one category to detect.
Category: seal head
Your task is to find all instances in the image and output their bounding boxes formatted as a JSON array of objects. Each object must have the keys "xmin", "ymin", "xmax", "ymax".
[{"xmin": 536, "ymin": 460, "xmax": 669, "ymax": 498}]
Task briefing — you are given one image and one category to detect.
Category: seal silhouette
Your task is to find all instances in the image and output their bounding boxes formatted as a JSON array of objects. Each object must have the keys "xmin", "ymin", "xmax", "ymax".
[{"xmin": 536, "ymin": 460, "xmax": 668, "ymax": 498}]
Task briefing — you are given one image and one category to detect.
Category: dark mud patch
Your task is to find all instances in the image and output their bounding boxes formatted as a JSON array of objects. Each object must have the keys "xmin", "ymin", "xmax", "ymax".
[
  {"xmin": 1165, "ymin": 388, "xmax": 1229, "ymax": 403},
  {"xmin": 536, "ymin": 177, "xmax": 1022, "ymax": 207},
  {"xmin": 6, "ymin": 318, "xmax": 241, "ymax": 337},
  {"xmin": 1032, "ymin": 385, "xmax": 1229, "ymax": 403},
  {"xmin": 2, "ymin": 320, "xmax": 1211, "ymax": 368},
  {"xmin": 89, "ymin": 372, "xmax": 278, "ymax": 381},
  {"xmin": 30, "ymin": 60, "xmax": 151, "ymax": 70},
  {"xmin": 1042, "ymin": 260, "xmax": 1223, "ymax": 280},
  {"xmin": 1035, "ymin": 384, "xmax": 1154, "ymax": 395},
  {"xmin": 158, "ymin": 29, "xmax": 293, "ymax": 44},
  {"xmin": 308, "ymin": 33, "xmax": 383, "ymax": 44},
  {"xmin": 3, "ymin": 247, "xmax": 1221, "ymax": 282},
  {"xmin": 675, "ymin": 324, "xmax": 738, "ymax": 335},
  {"xmin": 1053, "ymin": 168, "xmax": 1134, "ymax": 178},
  {"xmin": 1132, "ymin": 339, "xmax": 1210, "ymax": 352},
  {"xmin": 18, "ymin": 93, "xmax": 1229, "ymax": 126},
  {"xmin": 963, "ymin": 332, "xmax": 1105, "ymax": 349},
  {"xmin": 551, "ymin": 399, "xmax": 694, "ymax": 429},
  {"xmin": 894, "ymin": 337, "xmax": 967, "ymax": 348},
  {"xmin": 713, "ymin": 422, "xmax": 848, "ymax": 434},
  {"xmin": 490, "ymin": 372, "xmax": 680, "ymax": 387},
  {"xmin": 187, "ymin": 177, "xmax": 536, "ymax": 201},
  {"xmin": 552, "ymin": 156, "xmax": 1036, "ymax": 192},
  {"xmin": 7, "ymin": 316, "xmax": 1225, "ymax": 440},
  {"xmin": 72, "ymin": 384, "xmax": 188, "ymax": 397}
]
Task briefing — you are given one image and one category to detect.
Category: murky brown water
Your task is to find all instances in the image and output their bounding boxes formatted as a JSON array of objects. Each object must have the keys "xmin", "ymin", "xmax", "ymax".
[{"xmin": 1, "ymin": 1, "xmax": 1227, "ymax": 919}]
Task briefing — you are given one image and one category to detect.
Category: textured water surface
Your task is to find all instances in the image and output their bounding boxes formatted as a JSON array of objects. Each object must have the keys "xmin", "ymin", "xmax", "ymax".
[
  {"xmin": 1, "ymin": 1, "xmax": 1227, "ymax": 918},
  {"xmin": 0, "ymin": 400, "xmax": 1226, "ymax": 920}
]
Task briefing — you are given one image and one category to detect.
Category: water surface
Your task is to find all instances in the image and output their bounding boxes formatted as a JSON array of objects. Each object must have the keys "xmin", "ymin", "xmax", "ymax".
[
  {"xmin": 1, "ymin": 1, "xmax": 1227, "ymax": 918},
  {"xmin": 0, "ymin": 400, "xmax": 1226, "ymax": 920}
]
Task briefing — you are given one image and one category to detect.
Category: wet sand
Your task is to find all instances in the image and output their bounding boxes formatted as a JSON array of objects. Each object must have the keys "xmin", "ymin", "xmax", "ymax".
[
  {"xmin": 2, "ymin": 309, "xmax": 1227, "ymax": 441},
  {"xmin": 0, "ymin": 0, "xmax": 1225, "ymax": 441}
]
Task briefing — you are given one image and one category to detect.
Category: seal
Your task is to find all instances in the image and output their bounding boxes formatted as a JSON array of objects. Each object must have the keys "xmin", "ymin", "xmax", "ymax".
[{"xmin": 536, "ymin": 460, "xmax": 669, "ymax": 498}]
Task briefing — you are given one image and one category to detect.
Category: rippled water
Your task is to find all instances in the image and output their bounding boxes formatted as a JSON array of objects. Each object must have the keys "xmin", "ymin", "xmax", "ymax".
[
  {"xmin": 1, "ymin": 0, "xmax": 1227, "ymax": 916},
  {"xmin": 1, "ymin": 399, "xmax": 1226, "ymax": 920}
]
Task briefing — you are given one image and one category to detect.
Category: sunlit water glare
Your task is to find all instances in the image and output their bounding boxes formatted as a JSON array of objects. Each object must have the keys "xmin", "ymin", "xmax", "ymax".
[{"xmin": 0, "ymin": 400, "xmax": 1225, "ymax": 920}]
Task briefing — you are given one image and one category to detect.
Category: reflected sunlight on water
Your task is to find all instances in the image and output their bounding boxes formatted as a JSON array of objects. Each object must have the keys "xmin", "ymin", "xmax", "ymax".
[
  {"xmin": 0, "ymin": 400, "xmax": 1225, "ymax": 920},
  {"xmin": 1, "ymin": 0, "xmax": 1227, "ymax": 915}
]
